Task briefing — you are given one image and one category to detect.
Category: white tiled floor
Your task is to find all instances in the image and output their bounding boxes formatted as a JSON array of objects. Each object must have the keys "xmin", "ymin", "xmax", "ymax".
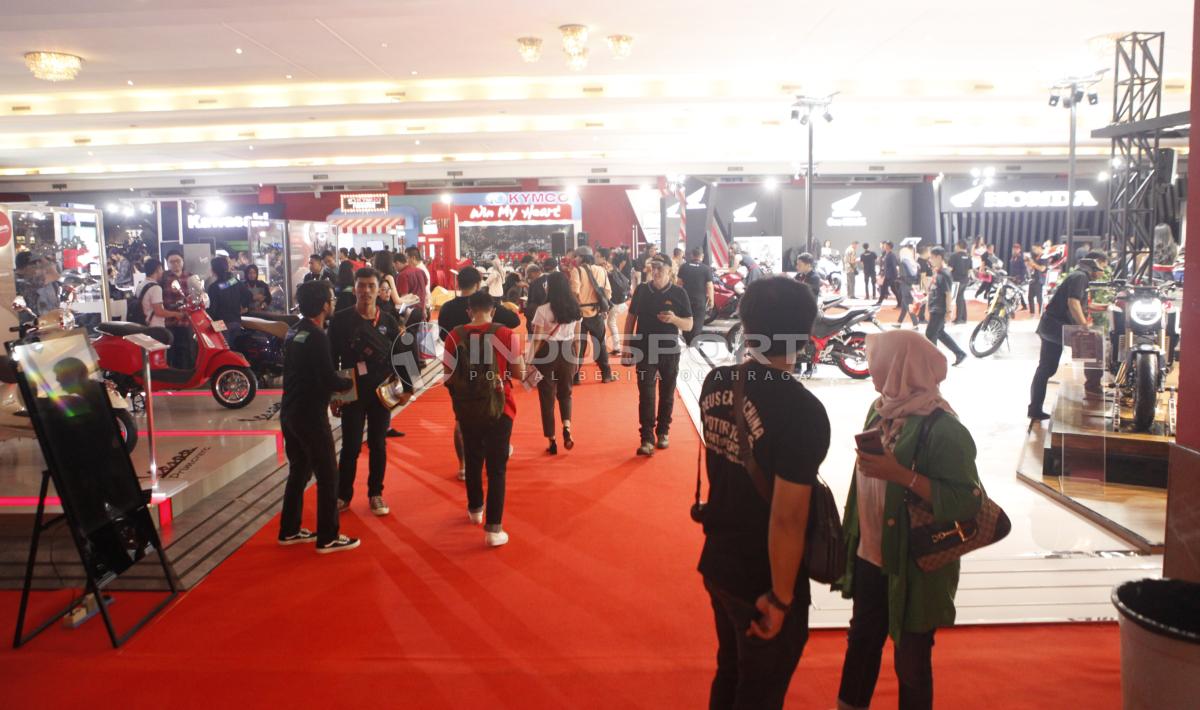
[{"xmin": 677, "ymin": 302, "xmax": 1162, "ymax": 627}]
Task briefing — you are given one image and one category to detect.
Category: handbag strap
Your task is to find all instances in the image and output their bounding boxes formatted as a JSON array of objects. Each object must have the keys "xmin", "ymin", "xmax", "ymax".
[
  {"xmin": 908, "ymin": 408, "xmax": 946, "ymax": 473},
  {"xmin": 580, "ymin": 264, "xmax": 608, "ymax": 305},
  {"xmin": 732, "ymin": 363, "xmax": 773, "ymax": 502},
  {"xmin": 694, "ymin": 441, "xmax": 704, "ymax": 507}
]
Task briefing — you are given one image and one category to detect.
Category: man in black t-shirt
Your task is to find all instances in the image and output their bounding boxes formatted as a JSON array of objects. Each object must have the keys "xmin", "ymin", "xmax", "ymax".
[
  {"xmin": 329, "ymin": 267, "xmax": 406, "ymax": 516},
  {"xmin": 948, "ymin": 241, "xmax": 972, "ymax": 323},
  {"xmin": 859, "ymin": 244, "xmax": 877, "ymax": 301},
  {"xmin": 676, "ymin": 247, "xmax": 714, "ymax": 345},
  {"xmin": 622, "ymin": 253, "xmax": 693, "ymax": 456},
  {"xmin": 1025, "ymin": 243, "xmax": 1048, "ymax": 315},
  {"xmin": 699, "ymin": 276, "xmax": 828, "ymax": 709},
  {"xmin": 924, "ymin": 247, "xmax": 966, "ymax": 365},
  {"xmin": 793, "ymin": 252, "xmax": 822, "ymax": 299},
  {"xmin": 1027, "ymin": 252, "xmax": 1108, "ymax": 420}
]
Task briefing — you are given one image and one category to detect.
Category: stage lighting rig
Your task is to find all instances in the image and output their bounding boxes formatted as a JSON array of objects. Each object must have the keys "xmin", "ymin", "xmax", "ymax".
[{"xmin": 790, "ymin": 93, "xmax": 838, "ymax": 253}]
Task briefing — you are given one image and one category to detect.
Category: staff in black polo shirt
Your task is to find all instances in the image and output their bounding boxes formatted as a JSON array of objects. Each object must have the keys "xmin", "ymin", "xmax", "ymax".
[
  {"xmin": 924, "ymin": 247, "xmax": 967, "ymax": 366},
  {"xmin": 329, "ymin": 267, "xmax": 406, "ymax": 516},
  {"xmin": 676, "ymin": 247, "xmax": 714, "ymax": 345},
  {"xmin": 622, "ymin": 252, "xmax": 693, "ymax": 456},
  {"xmin": 1027, "ymin": 252, "xmax": 1108, "ymax": 421}
]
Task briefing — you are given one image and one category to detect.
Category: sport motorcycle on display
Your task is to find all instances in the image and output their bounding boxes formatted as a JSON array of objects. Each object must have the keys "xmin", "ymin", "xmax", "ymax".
[{"xmin": 969, "ymin": 269, "xmax": 1028, "ymax": 358}]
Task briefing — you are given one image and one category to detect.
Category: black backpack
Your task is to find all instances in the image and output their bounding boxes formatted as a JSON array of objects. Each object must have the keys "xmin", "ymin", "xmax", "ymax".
[
  {"xmin": 608, "ymin": 267, "xmax": 630, "ymax": 305},
  {"xmin": 126, "ymin": 281, "xmax": 158, "ymax": 325},
  {"xmin": 446, "ymin": 324, "xmax": 506, "ymax": 428}
]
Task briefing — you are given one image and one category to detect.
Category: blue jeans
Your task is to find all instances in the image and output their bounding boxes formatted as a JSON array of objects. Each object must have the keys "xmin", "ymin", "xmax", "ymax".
[{"xmin": 705, "ymin": 579, "xmax": 810, "ymax": 710}]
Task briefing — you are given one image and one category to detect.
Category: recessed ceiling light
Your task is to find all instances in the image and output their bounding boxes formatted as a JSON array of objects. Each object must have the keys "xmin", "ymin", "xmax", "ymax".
[
  {"xmin": 127, "ymin": 80, "xmax": 134, "ymax": 86},
  {"xmin": 381, "ymin": 42, "xmax": 388, "ymax": 48},
  {"xmin": 410, "ymin": 70, "xmax": 418, "ymax": 76},
  {"xmin": 415, "ymin": 140, "xmax": 421, "ymax": 145},
  {"xmin": 285, "ymin": 74, "xmax": 293, "ymax": 80},
  {"xmin": 248, "ymin": 145, "xmax": 255, "ymax": 151},
  {"xmin": 235, "ymin": 48, "xmax": 243, "ymax": 55},
  {"xmin": 86, "ymin": 151, "xmax": 93, "ymax": 156}
]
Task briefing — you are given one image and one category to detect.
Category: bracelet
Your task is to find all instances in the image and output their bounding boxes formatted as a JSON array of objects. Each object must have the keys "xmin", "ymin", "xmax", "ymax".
[
  {"xmin": 766, "ymin": 590, "xmax": 792, "ymax": 613},
  {"xmin": 908, "ymin": 472, "xmax": 919, "ymax": 489}
]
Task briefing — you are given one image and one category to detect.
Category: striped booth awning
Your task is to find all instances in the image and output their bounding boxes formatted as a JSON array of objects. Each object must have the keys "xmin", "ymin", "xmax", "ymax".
[{"xmin": 330, "ymin": 216, "xmax": 406, "ymax": 234}]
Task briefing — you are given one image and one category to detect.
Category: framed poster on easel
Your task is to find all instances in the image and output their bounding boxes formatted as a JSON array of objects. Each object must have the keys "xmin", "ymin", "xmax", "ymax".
[{"xmin": 6, "ymin": 329, "xmax": 177, "ymax": 649}]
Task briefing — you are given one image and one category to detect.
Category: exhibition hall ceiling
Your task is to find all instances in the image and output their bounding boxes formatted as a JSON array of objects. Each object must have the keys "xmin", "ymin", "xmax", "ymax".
[{"xmin": 0, "ymin": 0, "xmax": 1192, "ymax": 189}]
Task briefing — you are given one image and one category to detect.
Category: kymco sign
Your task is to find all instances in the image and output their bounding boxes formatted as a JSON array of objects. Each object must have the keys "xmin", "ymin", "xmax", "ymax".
[{"xmin": 483, "ymin": 191, "xmax": 573, "ymax": 206}]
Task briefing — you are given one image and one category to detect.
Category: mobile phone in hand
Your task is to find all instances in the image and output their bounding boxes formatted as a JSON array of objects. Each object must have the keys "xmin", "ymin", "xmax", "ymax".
[{"xmin": 855, "ymin": 429, "xmax": 884, "ymax": 455}]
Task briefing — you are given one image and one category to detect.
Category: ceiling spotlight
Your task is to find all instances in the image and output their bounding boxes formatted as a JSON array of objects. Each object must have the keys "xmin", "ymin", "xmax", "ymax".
[
  {"xmin": 127, "ymin": 80, "xmax": 135, "ymax": 86},
  {"xmin": 566, "ymin": 48, "xmax": 589, "ymax": 72},
  {"xmin": 1048, "ymin": 94, "xmax": 1060, "ymax": 107},
  {"xmin": 1097, "ymin": 171, "xmax": 1110, "ymax": 182},
  {"xmin": 1111, "ymin": 157, "xmax": 1123, "ymax": 169},
  {"xmin": 982, "ymin": 166, "xmax": 996, "ymax": 177},
  {"xmin": 822, "ymin": 110, "xmax": 833, "ymax": 123},
  {"xmin": 235, "ymin": 47, "xmax": 243, "ymax": 55},
  {"xmin": 517, "ymin": 37, "xmax": 543, "ymax": 63},
  {"xmin": 439, "ymin": 193, "xmax": 452, "ymax": 205},
  {"xmin": 24, "ymin": 51, "xmax": 84, "ymax": 82},
  {"xmin": 790, "ymin": 108, "xmax": 800, "ymax": 121},
  {"xmin": 285, "ymin": 74, "xmax": 293, "ymax": 80},
  {"xmin": 798, "ymin": 113, "xmax": 809, "ymax": 126},
  {"xmin": 1087, "ymin": 92, "xmax": 1099, "ymax": 105},
  {"xmin": 606, "ymin": 34, "xmax": 634, "ymax": 59},
  {"xmin": 1074, "ymin": 90, "xmax": 1085, "ymax": 104},
  {"xmin": 559, "ymin": 24, "xmax": 589, "ymax": 57},
  {"xmin": 763, "ymin": 177, "xmax": 779, "ymax": 190}
]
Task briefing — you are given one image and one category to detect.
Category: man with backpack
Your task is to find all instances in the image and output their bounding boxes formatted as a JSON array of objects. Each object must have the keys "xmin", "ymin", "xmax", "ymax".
[
  {"xmin": 599, "ymin": 247, "xmax": 631, "ymax": 354},
  {"xmin": 676, "ymin": 247, "xmax": 714, "ymax": 346},
  {"xmin": 698, "ymin": 276, "xmax": 828, "ymax": 709},
  {"xmin": 442, "ymin": 291, "xmax": 526, "ymax": 547},
  {"xmin": 129, "ymin": 258, "xmax": 184, "ymax": 328},
  {"xmin": 569, "ymin": 246, "xmax": 616, "ymax": 384}
]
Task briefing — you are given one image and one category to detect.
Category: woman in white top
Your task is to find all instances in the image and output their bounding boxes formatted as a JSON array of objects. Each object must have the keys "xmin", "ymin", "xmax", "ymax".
[{"xmin": 527, "ymin": 271, "xmax": 581, "ymax": 455}]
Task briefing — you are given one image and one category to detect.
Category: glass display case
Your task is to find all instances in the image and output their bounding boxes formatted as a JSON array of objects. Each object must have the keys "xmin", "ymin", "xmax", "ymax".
[{"xmin": 249, "ymin": 222, "xmax": 288, "ymax": 312}]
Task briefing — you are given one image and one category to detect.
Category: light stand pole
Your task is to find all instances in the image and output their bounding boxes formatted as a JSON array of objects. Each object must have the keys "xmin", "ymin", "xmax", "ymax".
[
  {"xmin": 791, "ymin": 94, "xmax": 836, "ymax": 256},
  {"xmin": 805, "ymin": 117, "xmax": 815, "ymax": 255},
  {"xmin": 1067, "ymin": 80, "xmax": 1078, "ymax": 266}
]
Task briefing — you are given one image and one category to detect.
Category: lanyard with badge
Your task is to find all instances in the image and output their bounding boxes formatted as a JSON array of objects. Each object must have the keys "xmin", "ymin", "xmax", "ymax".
[{"xmin": 354, "ymin": 308, "xmax": 387, "ymax": 376}]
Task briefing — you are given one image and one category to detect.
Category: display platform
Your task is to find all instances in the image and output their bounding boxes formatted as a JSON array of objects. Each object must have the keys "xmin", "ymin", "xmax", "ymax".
[{"xmin": 1017, "ymin": 363, "xmax": 1170, "ymax": 553}]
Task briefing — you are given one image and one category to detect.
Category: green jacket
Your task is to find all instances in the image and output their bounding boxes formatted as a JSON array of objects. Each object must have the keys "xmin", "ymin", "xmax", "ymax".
[{"xmin": 835, "ymin": 407, "xmax": 984, "ymax": 642}]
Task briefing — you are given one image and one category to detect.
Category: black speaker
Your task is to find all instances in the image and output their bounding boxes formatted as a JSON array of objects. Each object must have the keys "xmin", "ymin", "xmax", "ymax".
[
  {"xmin": 551, "ymin": 232, "xmax": 566, "ymax": 257},
  {"xmin": 577, "ymin": 231, "xmax": 589, "ymax": 247},
  {"xmin": 1154, "ymin": 149, "xmax": 1177, "ymax": 186}
]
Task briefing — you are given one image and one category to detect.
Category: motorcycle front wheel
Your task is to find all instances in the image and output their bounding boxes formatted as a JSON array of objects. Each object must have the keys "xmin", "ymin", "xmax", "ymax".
[
  {"xmin": 1132, "ymin": 351, "xmax": 1157, "ymax": 432},
  {"xmin": 969, "ymin": 314, "xmax": 1008, "ymax": 358},
  {"xmin": 835, "ymin": 331, "xmax": 871, "ymax": 379},
  {"xmin": 211, "ymin": 366, "xmax": 258, "ymax": 409},
  {"xmin": 113, "ymin": 409, "xmax": 138, "ymax": 452}
]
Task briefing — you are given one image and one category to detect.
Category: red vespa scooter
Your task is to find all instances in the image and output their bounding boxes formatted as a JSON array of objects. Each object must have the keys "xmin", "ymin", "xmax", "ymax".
[{"xmin": 93, "ymin": 292, "xmax": 258, "ymax": 409}]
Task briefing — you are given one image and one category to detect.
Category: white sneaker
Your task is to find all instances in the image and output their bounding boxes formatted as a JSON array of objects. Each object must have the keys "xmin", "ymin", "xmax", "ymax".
[
  {"xmin": 485, "ymin": 529, "xmax": 509, "ymax": 547},
  {"xmin": 468, "ymin": 507, "xmax": 484, "ymax": 524},
  {"xmin": 369, "ymin": 496, "xmax": 389, "ymax": 516},
  {"xmin": 456, "ymin": 469, "xmax": 466, "ymax": 481},
  {"xmin": 316, "ymin": 535, "xmax": 361, "ymax": 554}
]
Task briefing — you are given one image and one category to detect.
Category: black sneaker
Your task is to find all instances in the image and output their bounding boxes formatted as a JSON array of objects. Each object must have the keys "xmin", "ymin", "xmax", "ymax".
[
  {"xmin": 316, "ymin": 535, "xmax": 361, "ymax": 554},
  {"xmin": 655, "ymin": 434, "xmax": 670, "ymax": 450},
  {"xmin": 278, "ymin": 528, "xmax": 317, "ymax": 546},
  {"xmin": 386, "ymin": 428, "xmax": 405, "ymax": 438},
  {"xmin": 953, "ymin": 353, "xmax": 967, "ymax": 367},
  {"xmin": 636, "ymin": 441, "xmax": 655, "ymax": 456},
  {"xmin": 1028, "ymin": 411, "xmax": 1051, "ymax": 422}
]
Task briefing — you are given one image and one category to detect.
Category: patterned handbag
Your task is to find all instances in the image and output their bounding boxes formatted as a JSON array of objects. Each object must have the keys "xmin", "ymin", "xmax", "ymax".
[{"xmin": 905, "ymin": 409, "xmax": 1011, "ymax": 572}]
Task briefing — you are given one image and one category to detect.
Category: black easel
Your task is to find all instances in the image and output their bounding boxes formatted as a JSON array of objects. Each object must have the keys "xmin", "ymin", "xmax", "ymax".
[{"xmin": 12, "ymin": 468, "xmax": 179, "ymax": 650}]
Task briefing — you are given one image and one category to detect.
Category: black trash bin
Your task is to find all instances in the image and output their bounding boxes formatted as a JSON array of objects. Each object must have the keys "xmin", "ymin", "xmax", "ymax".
[{"xmin": 1111, "ymin": 578, "xmax": 1200, "ymax": 709}]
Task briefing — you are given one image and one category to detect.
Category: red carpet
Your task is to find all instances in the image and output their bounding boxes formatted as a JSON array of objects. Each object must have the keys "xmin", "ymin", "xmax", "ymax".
[{"xmin": 0, "ymin": 359, "xmax": 1119, "ymax": 708}]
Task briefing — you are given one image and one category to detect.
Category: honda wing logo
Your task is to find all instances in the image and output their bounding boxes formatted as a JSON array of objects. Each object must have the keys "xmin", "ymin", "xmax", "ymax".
[
  {"xmin": 665, "ymin": 187, "xmax": 707, "ymax": 219},
  {"xmin": 731, "ymin": 202, "xmax": 758, "ymax": 223},
  {"xmin": 827, "ymin": 192, "xmax": 867, "ymax": 227},
  {"xmin": 950, "ymin": 186, "xmax": 1099, "ymax": 209}
]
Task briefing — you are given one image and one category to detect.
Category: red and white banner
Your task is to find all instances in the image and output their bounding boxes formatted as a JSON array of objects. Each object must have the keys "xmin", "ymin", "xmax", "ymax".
[{"xmin": 707, "ymin": 214, "xmax": 731, "ymax": 269}]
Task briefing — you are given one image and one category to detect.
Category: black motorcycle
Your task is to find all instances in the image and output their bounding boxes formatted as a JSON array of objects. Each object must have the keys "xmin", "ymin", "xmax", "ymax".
[
  {"xmin": 1104, "ymin": 280, "xmax": 1179, "ymax": 432},
  {"xmin": 969, "ymin": 269, "xmax": 1027, "ymax": 358},
  {"xmin": 233, "ymin": 312, "xmax": 299, "ymax": 387}
]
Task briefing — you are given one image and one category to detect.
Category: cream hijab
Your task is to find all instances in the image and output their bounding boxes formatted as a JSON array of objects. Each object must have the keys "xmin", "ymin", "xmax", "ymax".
[{"xmin": 865, "ymin": 330, "xmax": 956, "ymax": 443}]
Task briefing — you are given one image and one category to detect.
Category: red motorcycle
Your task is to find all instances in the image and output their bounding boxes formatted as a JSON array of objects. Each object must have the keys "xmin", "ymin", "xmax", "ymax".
[
  {"xmin": 706, "ymin": 271, "xmax": 744, "ymax": 324},
  {"xmin": 93, "ymin": 293, "xmax": 258, "ymax": 409}
]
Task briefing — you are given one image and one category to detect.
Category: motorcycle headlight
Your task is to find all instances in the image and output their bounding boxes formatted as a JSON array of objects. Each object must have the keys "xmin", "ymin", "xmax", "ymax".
[{"xmin": 1129, "ymin": 299, "xmax": 1163, "ymax": 326}]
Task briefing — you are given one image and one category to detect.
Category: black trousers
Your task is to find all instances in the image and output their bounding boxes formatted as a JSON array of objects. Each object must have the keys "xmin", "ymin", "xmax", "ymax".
[
  {"xmin": 894, "ymin": 282, "xmax": 917, "ymax": 325},
  {"xmin": 1028, "ymin": 280, "xmax": 1044, "ymax": 315},
  {"xmin": 953, "ymin": 279, "xmax": 969, "ymax": 323},
  {"xmin": 838, "ymin": 557, "xmax": 936, "ymax": 710},
  {"xmin": 706, "ymin": 579, "xmax": 809, "ymax": 710},
  {"xmin": 925, "ymin": 312, "xmax": 965, "ymax": 359},
  {"xmin": 1028, "ymin": 336, "xmax": 1064, "ymax": 417},
  {"xmin": 337, "ymin": 396, "xmax": 391, "ymax": 502},
  {"xmin": 863, "ymin": 271, "xmax": 877, "ymax": 300},
  {"xmin": 279, "ymin": 414, "xmax": 340, "ymax": 545},
  {"xmin": 685, "ymin": 296, "xmax": 706, "ymax": 345},
  {"xmin": 536, "ymin": 348, "xmax": 574, "ymax": 437},
  {"xmin": 166, "ymin": 325, "xmax": 194, "ymax": 369},
  {"xmin": 575, "ymin": 314, "xmax": 612, "ymax": 377},
  {"xmin": 460, "ymin": 414, "xmax": 513, "ymax": 527},
  {"xmin": 635, "ymin": 350, "xmax": 680, "ymax": 442}
]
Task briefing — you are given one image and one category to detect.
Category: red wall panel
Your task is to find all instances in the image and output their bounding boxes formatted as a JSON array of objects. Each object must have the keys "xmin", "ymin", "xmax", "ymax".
[{"xmin": 579, "ymin": 185, "xmax": 643, "ymax": 249}]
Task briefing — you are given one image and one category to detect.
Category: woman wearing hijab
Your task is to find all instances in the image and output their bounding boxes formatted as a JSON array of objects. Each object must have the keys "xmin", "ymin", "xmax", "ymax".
[{"xmin": 835, "ymin": 330, "xmax": 984, "ymax": 710}]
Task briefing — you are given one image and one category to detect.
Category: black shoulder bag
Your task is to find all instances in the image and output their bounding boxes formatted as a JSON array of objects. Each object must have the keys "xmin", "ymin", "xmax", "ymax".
[
  {"xmin": 905, "ymin": 409, "xmax": 1011, "ymax": 571},
  {"xmin": 580, "ymin": 265, "xmax": 613, "ymax": 314},
  {"xmin": 732, "ymin": 364, "xmax": 845, "ymax": 584}
]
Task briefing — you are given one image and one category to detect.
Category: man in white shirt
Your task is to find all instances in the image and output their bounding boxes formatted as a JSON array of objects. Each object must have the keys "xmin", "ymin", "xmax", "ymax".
[{"xmin": 141, "ymin": 258, "xmax": 183, "ymax": 328}]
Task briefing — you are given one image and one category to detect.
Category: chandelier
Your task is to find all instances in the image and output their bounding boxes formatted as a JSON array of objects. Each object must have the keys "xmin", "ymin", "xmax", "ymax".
[
  {"xmin": 566, "ymin": 48, "xmax": 589, "ymax": 72},
  {"xmin": 558, "ymin": 24, "xmax": 589, "ymax": 57},
  {"xmin": 24, "ymin": 51, "xmax": 84, "ymax": 82},
  {"xmin": 606, "ymin": 34, "xmax": 634, "ymax": 59},
  {"xmin": 517, "ymin": 37, "xmax": 542, "ymax": 63}
]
